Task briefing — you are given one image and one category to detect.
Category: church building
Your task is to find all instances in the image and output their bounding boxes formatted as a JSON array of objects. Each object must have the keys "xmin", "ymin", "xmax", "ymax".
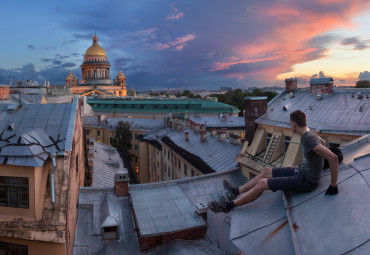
[{"xmin": 67, "ymin": 34, "xmax": 130, "ymax": 97}]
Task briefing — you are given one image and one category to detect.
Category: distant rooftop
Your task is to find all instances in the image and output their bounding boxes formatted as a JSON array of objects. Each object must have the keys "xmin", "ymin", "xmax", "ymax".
[
  {"xmin": 256, "ymin": 88, "xmax": 370, "ymax": 136},
  {"xmin": 309, "ymin": 77, "xmax": 334, "ymax": 84},
  {"xmin": 189, "ymin": 116, "xmax": 245, "ymax": 130},
  {"xmin": 162, "ymin": 128, "xmax": 240, "ymax": 173}
]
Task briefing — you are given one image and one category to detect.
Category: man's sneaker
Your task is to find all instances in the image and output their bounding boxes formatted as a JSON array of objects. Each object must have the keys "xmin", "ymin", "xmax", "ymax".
[
  {"xmin": 208, "ymin": 200, "xmax": 232, "ymax": 213},
  {"xmin": 223, "ymin": 179, "xmax": 238, "ymax": 201}
]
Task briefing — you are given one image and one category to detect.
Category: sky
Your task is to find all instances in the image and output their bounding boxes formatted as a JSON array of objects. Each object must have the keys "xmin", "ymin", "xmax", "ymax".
[{"xmin": 1, "ymin": 0, "xmax": 370, "ymax": 90}]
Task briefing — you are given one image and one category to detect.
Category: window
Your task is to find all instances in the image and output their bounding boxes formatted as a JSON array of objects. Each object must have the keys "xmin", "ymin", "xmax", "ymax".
[
  {"xmin": 178, "ymin": 160, "xmax": 180, "ymax": 169},
  {"xmin": 184, "ymin": 164, "xmax": 187, "ymax": 176},
  {"xmin": 110, "ymin": 137, "xmax": 113, "ymax": 145},
  {"xmin": 284, "ymin": 136, "xmax": 291, "ymax": 152},
  {"xmin": 157, "ymin": 162, "xmax": 159, "ymax": 168},
  {"xmin": 191, "ymin": 170, "xmax": 194, "ymax": 177},
  {"xmin": 168, "ymin": 151, "xmax": 170, "ymax": 160},
  {"xmin": 86, "ymin": 129, "xmax": 90, "ymax": 135},
  {"xmin": 102, "ymin": 226, "xmax": 118, "ymax": 240},
  {"xmin": 266, "ymin": 132, "xmax": 272, "ymax": 146},
  {"xmin": 0, "ymin": 177, "xmax": 29, "ymax": 208},
  {"xmin": 97, "ymin": 130, "xmax": 101, "ymax": 136},
  {"xmin": 0, "ymin": 241, "xmax": 28, "ymax": 255},
  {"xmin": 135, "ymin": 145, "xmax": 139, "ymax": 150},
  {"xmin": 76, "ymin": 154, "xmax": 79, "ymax": 173}
]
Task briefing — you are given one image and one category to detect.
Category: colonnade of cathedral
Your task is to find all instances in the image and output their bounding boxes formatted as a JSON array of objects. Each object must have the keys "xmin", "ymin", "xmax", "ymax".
[{"xmin": 82, "ymin": 68, "xmax": 110, "ymax": 80}]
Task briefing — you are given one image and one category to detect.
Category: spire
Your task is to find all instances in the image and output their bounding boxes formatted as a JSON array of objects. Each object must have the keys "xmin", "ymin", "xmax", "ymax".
[{"xmin": 93, "ymin": 34, "xmax": 98, "ymax": 45}]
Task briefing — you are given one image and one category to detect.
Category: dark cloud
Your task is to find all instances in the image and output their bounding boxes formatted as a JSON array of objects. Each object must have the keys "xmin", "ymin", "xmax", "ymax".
[
  {"xmin": 52, "ymin": 60, "xmax": 62, "ymax": 65},
  {"xmin": 60, "ymin": 62, "xmax": 76, "ymax": 68},
  {"xmin": 113, "ymin": 57, "xmax": 136, "ymax": 69},
  {"xmin": 341, "ymin": 36, "xmax": 369, "ymax": 50},
  {"xmin": 41, "ymin": 58, "xmax": 52, "ymax": 62},
  {"xmin": 359, "ymin": 71, "xmax": 370, "ymax": 81},
  {"xmin": 73, "ymin": 33, "xmax": 94, "ymax": 40},
  {"xmin": 56, "ymin": 54, "xmax": 70, "ymax": 59},
  {"xmin": 62, "ymin": 39, "xmax": 78, "ymax": 45},
  {"xmin": 28, "ymin": 44, "xmax": 35, "ymax": 50}
]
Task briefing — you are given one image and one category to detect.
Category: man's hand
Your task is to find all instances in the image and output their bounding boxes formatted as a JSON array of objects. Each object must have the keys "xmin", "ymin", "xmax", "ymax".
[{"xmin": 325, "ymin": 185, "xmax": 338, "ymax": 195}]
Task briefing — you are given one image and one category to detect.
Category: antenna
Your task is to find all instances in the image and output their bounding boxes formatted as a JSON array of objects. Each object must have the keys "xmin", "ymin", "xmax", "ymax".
[{"xmin": 17, "ymin": 80, "xmax": 23, "ymax": 107}]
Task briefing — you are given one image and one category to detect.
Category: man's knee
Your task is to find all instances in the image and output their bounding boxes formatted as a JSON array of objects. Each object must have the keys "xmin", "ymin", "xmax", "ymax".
[
  {"xmin": 255, "ymin": 178, "xmax": 269, "ymax": 191},
  {"xmin": 261, "ymin": 167, "xmax": 273, "ymax": 178}
]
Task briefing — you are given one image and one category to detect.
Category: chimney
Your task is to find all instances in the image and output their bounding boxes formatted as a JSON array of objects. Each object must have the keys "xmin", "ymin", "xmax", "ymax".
[
  {"xmin": 194, "ymin": 202, "xmax": 208, "ymax": 221},
  {"xmin": 169, "ymin": 119, "xmax": 174, "ymax": 129},
  {"xmin": 200, "ymin": 124, "xmax": 206, "ymax": 131},
  {"xmin": 185, "ymin": 131, "xmax": 189, "ymax": 141},
  {"xmin": 194, "ymin": 123, "xmax": 200, "ymax": 133},
  {"xmin": 229, "ymin": 134, "xmax": 235, "ymax": 145},
  {"xmin": 115, "ymin": 169, "xmax": 130, "ymax": 197},
  {"xmin": 309, "ymin": 77, "xmax": 334, "ymax": 95},
  {"xmin": 234, "ymin": 135, "xmax": 242, "ymax": 145},
  {"xmin": 222, "ymin": 114, "xmax": 228, "ymax": 122},
  {"xmin": 210, "ymin": 128, "xmax": 217, "ymax": 137},
  {"xmin": 190, "ymin": 120, "xmax": 195, "ymax": 129},
  {"xmin": 245, "ymin": 96, "xmax": 268, "ymax": 146},
  {"xmin": 99, "ymin": 115, "xmax": 107, "ymax": 123},
  {"xmin": 285, "ymin": 78, "xmax": 297, "ymax": 93},
  {"xmin": 186, "ymin": 117, "xmax": 191, "ymax": 127},
  {"xmin": 218, "ymin": 131, "xmax": 226, "ymax": 142},
  {"xmin": 201, "ymin": 131, "xmax": 207, "ymax": 142}
]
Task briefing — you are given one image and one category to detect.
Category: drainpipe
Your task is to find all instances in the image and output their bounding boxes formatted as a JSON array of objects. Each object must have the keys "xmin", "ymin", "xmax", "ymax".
[{"xmin": 51, "ymin": 153, "xmax": 57, "ymax": 204}]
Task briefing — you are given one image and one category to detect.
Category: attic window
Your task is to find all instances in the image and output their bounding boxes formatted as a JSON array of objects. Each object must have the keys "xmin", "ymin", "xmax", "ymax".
[
  {"xmin": 103, "ymin": 226, "xmax": 118, "ymax": 240},
  {"xmin": 7, "ymin": 123, "xmax": 15, "ymax": 131}
]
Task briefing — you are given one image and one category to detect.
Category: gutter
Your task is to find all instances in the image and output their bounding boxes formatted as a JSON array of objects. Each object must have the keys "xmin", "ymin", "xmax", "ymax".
[{"xmin": 51, "ymin": 153, "xmax": 57, "ymax": 204}]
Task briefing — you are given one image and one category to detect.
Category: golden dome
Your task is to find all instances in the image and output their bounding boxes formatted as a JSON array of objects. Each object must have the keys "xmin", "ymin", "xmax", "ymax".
[
  {"xmin": 117, "ymin": 70, "xmax": 126, "ymax": 78},
  {"xmin": 84, "ymin": 34, "xmax": 107, "ymax": 58},
  {"xmin": 66, "ymin": 70, "xmax": 73, "ymax": 80}
]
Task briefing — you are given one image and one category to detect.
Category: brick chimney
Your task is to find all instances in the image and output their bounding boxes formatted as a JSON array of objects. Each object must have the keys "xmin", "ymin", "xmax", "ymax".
[
  {"xmin": 200, "ymin": 124, "xmax": 206, "ymax": 131},
  {"xmin": 285, "ymin": 78, "xmax": 297, "ymax": 93},
  {"xmin": 115, "ymin": 169, "xmax": 130, "ymax": 197},
  {"xmin": 186, "ymin": 117, "xmax": 191, "ymax": 127},
  {"xmin": 245, "ymin": 97, "xmax": 268, "ymax": 145},
  {"xmin": 194, "ymin": 123, "xmax": 200, "ymax": 133},
  {"xmin": 190, "ymin": 120, "xmax": 195, "ymax": 129},
  {"xmin": 185, "ymin": 131, "xmax": 189, "ymax": 141},
  {"xmin": 210, "ymin": 128, "xmax": 217, "ymax": 137},
  {"xmin": 201, "ymin": 131, "xmax": 207, "ymax": 142},
  {"xmin": 310, "ymin": 77, "xmax": 334, "ymax": 95},
  {"xmin": 218, "ymin": 131, "xmax": 226, "ymax": 142},
  {"xmin": 234, "ymin": 135, "xmax": 242, "ymax": 145}
]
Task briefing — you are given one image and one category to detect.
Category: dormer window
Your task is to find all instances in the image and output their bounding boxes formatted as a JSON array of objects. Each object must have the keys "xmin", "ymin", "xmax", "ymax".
[{"xmin": 103, "ymin": 226, "xmax": 118, "ymax": 240}]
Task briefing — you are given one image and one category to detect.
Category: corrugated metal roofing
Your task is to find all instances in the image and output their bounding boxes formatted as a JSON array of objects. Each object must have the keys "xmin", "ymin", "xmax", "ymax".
[
  {"xmin": 90, "ymin": 142, "xmax": 128, "ymax": 188},
  {"xmin": 163, "ymin": 128, "xmax": 240, "ymax": 172},
  {"xmin": 309, "ymin": 77, "xmax": 334, "ymax": 84},
  {"xmin": 189, "ymin": 116, "xmax": 245, "ymax": 129},
  {"xmin": 230, "ymin": 135, "xmax": 370, "ymax": 255},
  {"xmin": 130, "ymin": 183, "xmax": 206, "ymax": 237},
  {"xmin": 256, "ymin": 89, "xmax": 370, "ymax": 135},
  {"xmin": 0, "ymin": 99, "xmax": 78, "ymax": 167}
]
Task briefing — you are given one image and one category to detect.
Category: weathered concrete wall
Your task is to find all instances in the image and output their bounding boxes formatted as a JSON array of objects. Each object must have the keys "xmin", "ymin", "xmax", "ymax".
[{"xmin": 0, "ymin": 236, "xmax": 66, "ymax": 255}]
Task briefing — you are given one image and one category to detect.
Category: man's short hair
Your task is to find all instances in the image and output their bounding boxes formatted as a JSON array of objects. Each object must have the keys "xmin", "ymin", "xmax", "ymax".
[{"xmin": 290, "ymin": 110, "xmax": 307, "ymax": 127}]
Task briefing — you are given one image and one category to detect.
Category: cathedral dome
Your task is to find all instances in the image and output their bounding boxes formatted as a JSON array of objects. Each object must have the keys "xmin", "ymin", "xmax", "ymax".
[{"xmin": 84, "ymin": 34, "xmax": 107, "ymax": 61}]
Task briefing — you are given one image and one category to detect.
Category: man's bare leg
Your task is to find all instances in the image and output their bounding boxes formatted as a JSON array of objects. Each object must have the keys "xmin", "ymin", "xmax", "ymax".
[
  {"xmin": 234, "ymin": 178, "xmax": 269, "ymax": 206},
  {"xmin": 238, "ymin": 167, "xmax": 272, "ymax": 194}
]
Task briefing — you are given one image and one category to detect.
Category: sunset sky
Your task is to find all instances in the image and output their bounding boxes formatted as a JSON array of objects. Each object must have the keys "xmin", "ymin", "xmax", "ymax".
[{"xmin": 1, "ymin": 0, "xmax": 370, "ymax": 89}]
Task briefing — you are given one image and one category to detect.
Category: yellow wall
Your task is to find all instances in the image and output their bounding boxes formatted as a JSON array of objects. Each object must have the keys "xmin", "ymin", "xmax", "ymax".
[{"xmin": 0, "ymin": 237, "xmax": 66, "ymax": 255}]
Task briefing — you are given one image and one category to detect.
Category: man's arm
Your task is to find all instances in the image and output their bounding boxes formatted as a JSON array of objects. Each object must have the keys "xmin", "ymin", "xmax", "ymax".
[{"xmin": 312, "ymin": 144, "xmax": 339, "ymax": 187}]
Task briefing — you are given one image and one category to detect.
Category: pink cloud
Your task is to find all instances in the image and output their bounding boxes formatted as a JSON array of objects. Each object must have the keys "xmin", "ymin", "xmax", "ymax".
[
  {"xmin": 153, "ymin": 33, "xmax": 195, "ymax": 51},
  {"xmin": 167, "ymin": 12, "xmax": 184, "ymax": 20},
  {"xmin": 210, "ymin": 0, "xmax": 370, "ymax": 80}
]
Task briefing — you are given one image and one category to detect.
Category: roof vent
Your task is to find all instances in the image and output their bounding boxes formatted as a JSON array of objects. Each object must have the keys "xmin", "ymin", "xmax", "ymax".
[
  {"xmin": 366, "ymin": 94, "xmax": 369, "ymax": 99},
  {"xmin": 194, "ymin": 202, "xmax": 208, "ymax": 214},
  {"xmin": 309, "ymin": 105, "xmax": 314, "ymax": 110},
  {"xmin": 359, "ymin": 105, "xmax": 364, "ymax": 112},
  {"xmin": 357, "ymin": 92, "xmax": 363, "ymax": 99},
  {"xmin": 317, "ymin": 94, "xmax": 322, "ymax": 100},
  {"xmin": 6, "ymin": 104, "xmax": 20, "ymax": 113},
  {"xmin": 7, "ymin": 123, "xmax": 15, "ymax": 131},
  {"xmin": 290, "ymin": 92, "xmax": 294, "ymax": 98},
  {"xmin": 283, "ymin": 103, "xmax": 292, "ymax": 111}
]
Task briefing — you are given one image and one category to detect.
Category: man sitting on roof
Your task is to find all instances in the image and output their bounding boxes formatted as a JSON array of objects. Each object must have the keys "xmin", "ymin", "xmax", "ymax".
[{"xmin": 209, "ymin": 110, "xmax": 340, "ymax": 213}]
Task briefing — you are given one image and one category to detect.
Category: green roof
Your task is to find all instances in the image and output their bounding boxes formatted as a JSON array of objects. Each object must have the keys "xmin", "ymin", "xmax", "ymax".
[{"xmin": 87, "ymin": 99, "xmax": 239, "ymax": 114}]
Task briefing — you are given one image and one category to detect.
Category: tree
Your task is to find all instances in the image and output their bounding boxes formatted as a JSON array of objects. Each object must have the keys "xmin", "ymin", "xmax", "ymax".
[
  {"xmin": 181, "ymin": 90, "xmax": 194, "ymax": 98},
  {"xmin": 356, "ymin": 80, "xmax": 370, "ymax": 88},
  {"xmin": 112, "ymin": 121, "xmax": 133, "ymax": 157}
]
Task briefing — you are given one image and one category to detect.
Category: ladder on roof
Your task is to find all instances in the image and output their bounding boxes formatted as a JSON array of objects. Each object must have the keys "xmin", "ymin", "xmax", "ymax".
[{"xmin": 264, "ymin": 136, "xmax": 279, "ymax": 163}]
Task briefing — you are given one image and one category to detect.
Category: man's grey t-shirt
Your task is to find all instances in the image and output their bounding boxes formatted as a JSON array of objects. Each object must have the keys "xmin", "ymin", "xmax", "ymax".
[{"xmin": 297, "ymin": 131, "xmax": 323, "ymax": 183}]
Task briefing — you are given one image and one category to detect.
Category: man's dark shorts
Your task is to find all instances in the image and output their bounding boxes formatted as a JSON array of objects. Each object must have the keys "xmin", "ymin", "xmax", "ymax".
[{"xmin": 267, "ymin": 167, "xmax": 318, "ymax": 193}]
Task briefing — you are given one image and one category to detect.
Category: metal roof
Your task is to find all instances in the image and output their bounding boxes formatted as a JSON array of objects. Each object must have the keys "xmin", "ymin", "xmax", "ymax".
[
  {"xmin": 0, "ymin": 99, "xmax": 78, "ymax": 166},
  {"xmin": 189, "ymin": 116, "xmax": 245, "ymax": 129},
  {"xmin": 74, "ymin": 168, "xmax": 247, "ymax": 254},
  {"xmin": 310, "ymin": 77, "xmax": 334, "ymax": 84},
  {"xmin": 256, "ymin": 89, "xmax": 370, "ymax": 135},
  {"xmin": 163, "ymin": 128, "xmax": 240, "ymax": 172},
  {"xmin": 130, "ymin": 183, "xmax": 206, "ymax": 237},
  {"xmin": 229, "ymin": 135, "xmax": 370, "ymax": 254},
  {"xmin": 90, "ymin": 142, "xmax": 128, "ymax": 188}
]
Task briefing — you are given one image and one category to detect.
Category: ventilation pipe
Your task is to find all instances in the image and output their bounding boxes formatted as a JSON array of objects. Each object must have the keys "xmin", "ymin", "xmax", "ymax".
[{"xmin": 51, "ymin": 153, "xmax": 57, "ymax": 204}]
